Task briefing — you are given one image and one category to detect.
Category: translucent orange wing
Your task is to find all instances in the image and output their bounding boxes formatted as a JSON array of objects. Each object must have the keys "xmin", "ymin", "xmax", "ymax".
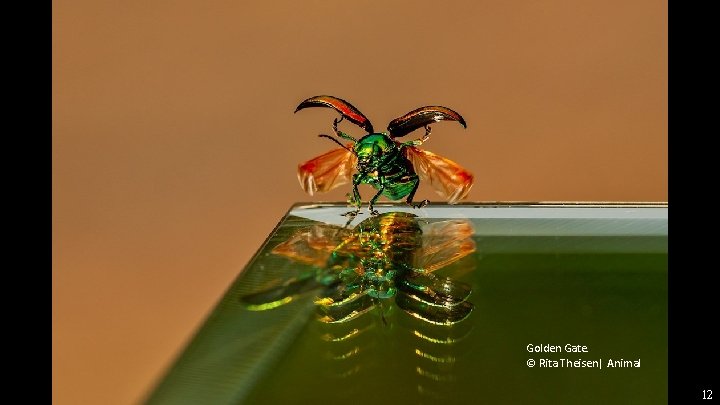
[
  {"xmin": 297, "ymin": 146, "xmax": 357, "ymax": 195},
  {"xmin": 404, "ymin": 146, "xmax": 473, "ymax": 203}
]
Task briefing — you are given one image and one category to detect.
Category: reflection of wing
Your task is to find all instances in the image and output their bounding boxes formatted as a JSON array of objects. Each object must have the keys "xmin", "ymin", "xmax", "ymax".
[
  {"xmin": 297, "ymin": 147, "xmax": 357, "ymax": 195},
  {"xmin": 414, "ymin": 220, "xmax": 476, "ymax": 274},
  {"xmin": 240, "ymin": 274, "xmax": 322, "ymax": 311},
  {"xmin": 272, "ymin": 224, "xmax": 351, "ymax": 267},
  {"xmin": 404, "ymin": 146, "xmax": 473, "ymax": 203},
  {"xmin": 242, "ymin": 224, "xmax": 351, "ymax": 311}
]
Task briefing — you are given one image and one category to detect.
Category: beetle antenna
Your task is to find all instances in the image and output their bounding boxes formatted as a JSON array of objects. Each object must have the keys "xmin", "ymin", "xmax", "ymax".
[{"xmin": 318, "ymin": 134, "xmax": 355, "ymax": 154}]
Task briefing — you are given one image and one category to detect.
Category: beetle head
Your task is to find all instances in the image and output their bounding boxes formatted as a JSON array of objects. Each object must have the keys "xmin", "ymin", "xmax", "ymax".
[
  {"xmin": 355, "ymin": 134, "xmax": 393, "ymax": 173},
  {"xmin": 355, "ymin": 145, "xmax": 381, "ymax": 172}
]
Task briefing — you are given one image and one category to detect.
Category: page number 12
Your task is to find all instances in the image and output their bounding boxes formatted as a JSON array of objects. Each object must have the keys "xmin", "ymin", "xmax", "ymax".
[{"xmin": 703, "ymin": 389, "xmax": 713, "ymax": 399}]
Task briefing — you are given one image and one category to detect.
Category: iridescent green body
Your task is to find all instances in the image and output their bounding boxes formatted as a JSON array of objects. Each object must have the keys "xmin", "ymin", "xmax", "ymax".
[{"xmin": 350, "ymin": 134, "xmax": 420, "ymax": 210}]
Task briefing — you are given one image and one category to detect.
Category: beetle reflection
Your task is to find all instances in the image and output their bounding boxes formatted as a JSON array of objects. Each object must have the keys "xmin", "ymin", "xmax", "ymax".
[
  {"xmin": 240, "ymin": 211, "xmax": 476, "ymax": 326},
  {"xmin": 314, "ymin": 302, "xmax": 475, "ymax": 401}
]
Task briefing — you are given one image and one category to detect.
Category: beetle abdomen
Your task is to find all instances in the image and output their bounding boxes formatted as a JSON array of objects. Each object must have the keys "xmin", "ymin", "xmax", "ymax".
[{"xmin": 381, "ymin": 175, "xmax": 419, "ymax": 201}]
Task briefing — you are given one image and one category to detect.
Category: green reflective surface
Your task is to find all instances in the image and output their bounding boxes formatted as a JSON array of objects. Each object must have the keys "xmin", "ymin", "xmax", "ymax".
[{"xmin": 144, "ymin": 203, "xmax": 668, "ymax": 405}]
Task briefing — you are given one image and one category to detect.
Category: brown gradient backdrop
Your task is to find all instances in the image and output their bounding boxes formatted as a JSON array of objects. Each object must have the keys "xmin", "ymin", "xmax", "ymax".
[{"xmin": 53, "ymin": 0, "xmax": 667, "ymax": 404}]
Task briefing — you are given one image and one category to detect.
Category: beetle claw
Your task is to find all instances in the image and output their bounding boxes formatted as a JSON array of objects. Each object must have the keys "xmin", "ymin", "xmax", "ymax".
[
  {"xmin": 409, "ymin": 199, "xmax": 429, "ymax": 209},
  {"xmin": 342, "ymin": 209, "xmax": 361, "ymax": 218},
  {"xmin": 341, "ymin": 208, "xmax": 362, "ymax": 227}
]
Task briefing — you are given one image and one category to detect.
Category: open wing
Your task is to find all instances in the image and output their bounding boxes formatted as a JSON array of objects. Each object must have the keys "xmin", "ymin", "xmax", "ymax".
[
  {"xmin": 404, "ymin": 146, "xmax": 473, "ymax": 203},
  {"xmin": 297, "ymin": 147, "xmax": 357, "ymax": 195},
  {"xmin": 239, "ymin": 274, "xmax": 323, "ymax": 311}
]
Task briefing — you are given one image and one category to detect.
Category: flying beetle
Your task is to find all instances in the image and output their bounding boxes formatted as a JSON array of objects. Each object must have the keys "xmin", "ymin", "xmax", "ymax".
[{"xmin": 295, "ymin": 95, "xmax": 474, "ymax": 217}]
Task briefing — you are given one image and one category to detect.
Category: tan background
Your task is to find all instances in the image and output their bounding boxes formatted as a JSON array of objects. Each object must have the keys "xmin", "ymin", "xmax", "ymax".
[{"xmin": 53, "ymin": 0, "xmax": 667, "ymax": 404}]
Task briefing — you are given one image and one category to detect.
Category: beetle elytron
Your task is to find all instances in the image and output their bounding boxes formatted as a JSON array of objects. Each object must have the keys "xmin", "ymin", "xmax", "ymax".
[{"xmin": 295, "ymin": 95, "xmax": 473, "ymax": 217}]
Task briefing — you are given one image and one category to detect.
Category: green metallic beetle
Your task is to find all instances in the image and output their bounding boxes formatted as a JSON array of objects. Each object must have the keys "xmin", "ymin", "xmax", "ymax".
[{"xmin": 295, "ymin": 95, "xmax": 474, "ymax": 217}]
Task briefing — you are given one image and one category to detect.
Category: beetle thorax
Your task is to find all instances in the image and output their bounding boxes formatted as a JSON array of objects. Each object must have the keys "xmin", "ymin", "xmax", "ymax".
[{"xmin": 354, "ymin": 133, "xmax": 397, "ymax": 172}]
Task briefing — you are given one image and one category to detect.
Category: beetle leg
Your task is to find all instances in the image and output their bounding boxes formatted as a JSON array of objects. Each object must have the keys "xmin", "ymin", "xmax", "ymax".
[
  {"xmin": 342, "ymin": 181, "xmax": 363, "ymax": 222},
  {"xmin": 334, "ymin": 118, "xmax": 355, "ymax": 141},
  {"xmin": 401, "ymin": 125, "xmax": 432, "ymax": 148},
  {"xmin": 413, "ymin": 200, "xmax": 430, "ymax": 209},
  {"xmin": 423, "ymin": 124, "xmax": 432, "ymax": 141},
  {"xmin": 416, "ymin": 125, "xmax": 432, "ymax": 145},
  {"xmin": 342, "ymin": 208, "xmax": 361, "ymax": 217},
  {"xmin": 368, "ymin": 185, "xmax": 385, "ymax": 216},
  {"xmin": 341, "ymin": 209, "xmax": 360, "ymax": 227},
  {"xmin": 333, "ymin": 116, "xmax": 358, "ymax": 143},
  {"xmin": 341, "ymin": 204, "xmax": 361, "ymax": 226},
  {"xmin": 351, "ymin": 180, "xmax": 363, "ymax": 208},
  {"xmin": 333, "ymin": 116, "xmax": 344, "ymax": 132},
  {"xmin": 405, "ymin": 179, "xmax": 429, "ymax": 209}
]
